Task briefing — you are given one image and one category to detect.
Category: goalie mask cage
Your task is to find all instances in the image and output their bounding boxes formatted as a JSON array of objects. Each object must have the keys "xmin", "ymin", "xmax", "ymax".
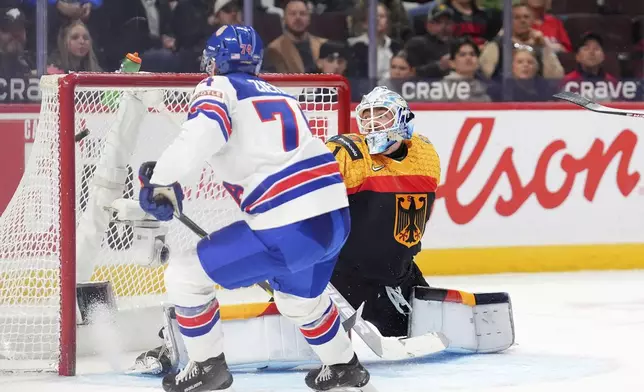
[{"xmin": 0, "ymin": 73, "xmax": 350, "ymax": 375}]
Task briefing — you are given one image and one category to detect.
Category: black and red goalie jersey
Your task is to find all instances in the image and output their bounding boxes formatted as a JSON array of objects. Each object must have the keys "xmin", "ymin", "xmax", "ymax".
[{"xmin": 326, "ymin": 132, "xmax": 441, "ymax": 287}]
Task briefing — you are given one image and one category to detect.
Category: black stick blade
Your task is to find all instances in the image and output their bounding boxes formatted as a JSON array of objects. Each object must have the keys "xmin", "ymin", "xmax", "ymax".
[
  {"xmin": 553, "ymin": 92, "xmax": 595, "ymax": 108},
  {"xmin": 554, "ymin": 92, "xmax": 644, "ymax": 118}
]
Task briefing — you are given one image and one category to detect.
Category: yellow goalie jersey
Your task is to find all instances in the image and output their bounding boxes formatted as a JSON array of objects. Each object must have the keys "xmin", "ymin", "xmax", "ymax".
[{"xmin": 326, "ymin": 133, "xmax": 441, "ymax": 286}]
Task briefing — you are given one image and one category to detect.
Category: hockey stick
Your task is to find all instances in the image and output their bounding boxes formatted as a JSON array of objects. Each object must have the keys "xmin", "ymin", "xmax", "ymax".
[
  {"xmin": 325, "ymin": 284, "xmax": 448, "ymax": 359},
  {"xmin": 553, "ymin": 92, "xmax": 644, "ymax": 118},
  {"xmin": 175, "ymin": 213, "xmax": 208, "ymax": 238}
]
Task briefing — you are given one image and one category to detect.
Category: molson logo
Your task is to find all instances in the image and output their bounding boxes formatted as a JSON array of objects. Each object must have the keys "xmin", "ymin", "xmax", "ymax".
[{"xmin": 437, "ymin": 118, "xmax": 641, "ymax": 225}]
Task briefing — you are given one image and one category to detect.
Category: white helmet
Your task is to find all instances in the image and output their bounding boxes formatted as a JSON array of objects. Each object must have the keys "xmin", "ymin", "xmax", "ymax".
[{"xmin": 355, "ymin": 86, "xmax": 414, "ymax": 154}]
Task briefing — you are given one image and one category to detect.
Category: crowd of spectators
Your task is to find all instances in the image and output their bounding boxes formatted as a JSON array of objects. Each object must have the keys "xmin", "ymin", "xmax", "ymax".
[{"xmin": 0, "ymin": 0, "xmax": 642, "ymax": 102}]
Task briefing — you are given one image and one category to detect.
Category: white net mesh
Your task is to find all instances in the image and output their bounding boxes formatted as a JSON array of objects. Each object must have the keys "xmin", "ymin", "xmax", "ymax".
[{"xmin": 0, "ymin": 73, "xmax": 346, "ymax": 373}]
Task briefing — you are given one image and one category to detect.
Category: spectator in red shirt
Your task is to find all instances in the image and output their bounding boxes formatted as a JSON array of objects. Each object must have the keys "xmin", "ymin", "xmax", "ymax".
[
  {"xmin": 560, "ymin": 32, "xmax": 619, "ymax": 101},
  {"xmin": 523, "ymin": 0, "xmax": 571, "ymax": 53}
]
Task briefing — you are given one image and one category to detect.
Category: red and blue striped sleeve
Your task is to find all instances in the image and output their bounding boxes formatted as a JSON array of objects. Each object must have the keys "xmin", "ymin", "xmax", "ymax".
[{"xmin": 187, "ymin": 98, "xmax": 233, "ymax": 142}]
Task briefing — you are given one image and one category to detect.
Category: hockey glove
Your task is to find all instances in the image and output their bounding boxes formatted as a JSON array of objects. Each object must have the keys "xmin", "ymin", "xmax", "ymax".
[{"xmin": 138, "ymin": 161, "xmax": 184, "ymax": 221}]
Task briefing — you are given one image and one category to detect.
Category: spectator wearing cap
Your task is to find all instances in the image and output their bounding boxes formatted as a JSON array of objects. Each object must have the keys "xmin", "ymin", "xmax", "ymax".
[
  {"xmin": 403, "ymin": 3, "xmax": 454, "ymax": 79},
  {"xmin": 348, "ymin": 2, "xmax": 401, "ymax": 81},
  {"xmin": 208, "ymin": 0, "xmax": 241, "ymax": 27},
  {"xmin": 439, "ymin": 37, "xmax": 490, "ymax": 102},
  {"xmin": 560, "ymin": 32, "xmax": 619, "ymax": 100},
  {"xmin": 522, "ymin": 0, "xmax": 571, "ymax": 53},
  {"xmin": 0, "ymin": 7, "xmax": 33, "ymax": 79},
  {"xmin": 264, "ymin": 0, "xmax": 327, "ymax": 74},
  {"xmin": 479, "ymin": 3, "xmax": 563, "ymax": 79},
  {"xmin": 316, "ymin": 40, "xmax": 350, "ymax": 75},
  {"xmin": 298, "ymin": 41, "xmax": 349, "ymax": 104}
]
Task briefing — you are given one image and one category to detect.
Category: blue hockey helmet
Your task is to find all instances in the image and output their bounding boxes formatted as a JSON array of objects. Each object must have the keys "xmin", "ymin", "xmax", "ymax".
[{"xmin": 201, "ymin": 25, "xmax": 264, "ymax": 76}]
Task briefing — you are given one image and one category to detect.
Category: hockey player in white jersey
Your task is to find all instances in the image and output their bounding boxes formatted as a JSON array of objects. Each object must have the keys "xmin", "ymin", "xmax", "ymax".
[{"xmin": 137, "ymin": 25, "xmax": 373, "ymax": 392}]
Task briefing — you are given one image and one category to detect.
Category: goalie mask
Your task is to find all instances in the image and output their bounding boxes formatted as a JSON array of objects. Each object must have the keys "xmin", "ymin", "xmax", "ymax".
[{"xmin": 355, "ymin": 86, "xmax": 414, "ymax": 154}]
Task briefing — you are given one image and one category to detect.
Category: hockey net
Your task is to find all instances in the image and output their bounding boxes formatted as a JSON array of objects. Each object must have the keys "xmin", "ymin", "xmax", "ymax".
[{"xmin": 0, "ymin": 73, "xmax": 350, "ymax": 374}]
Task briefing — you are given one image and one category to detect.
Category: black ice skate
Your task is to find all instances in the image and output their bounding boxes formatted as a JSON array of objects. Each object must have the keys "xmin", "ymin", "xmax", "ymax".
[
  {"xmin": 162, "ymin": 353, "xmax": 233, "ymax": 392},
  {"xmin": 305, "ymin": 354, "xmax": 376, "ymax": 392}
]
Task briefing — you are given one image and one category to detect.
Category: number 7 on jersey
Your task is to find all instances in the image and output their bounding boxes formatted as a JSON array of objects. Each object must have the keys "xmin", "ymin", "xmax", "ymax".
[{"xmin": 252, "ymin": 99, "xmax": 300, "ymax": 152}]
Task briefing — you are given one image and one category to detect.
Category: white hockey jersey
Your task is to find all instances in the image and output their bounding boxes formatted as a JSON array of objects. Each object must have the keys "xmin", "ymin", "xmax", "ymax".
[{"xmin": 151, "ymin": 73, "xmax": 349, "ymax": 230}]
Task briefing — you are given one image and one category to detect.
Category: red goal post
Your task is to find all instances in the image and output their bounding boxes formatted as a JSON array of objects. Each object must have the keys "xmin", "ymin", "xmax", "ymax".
[{"xmin": 0, "ymin": 72, "xmax": 351, "ymax": 376}]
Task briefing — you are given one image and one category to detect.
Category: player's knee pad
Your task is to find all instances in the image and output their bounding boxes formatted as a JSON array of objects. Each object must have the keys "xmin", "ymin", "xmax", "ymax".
[
  {"xmin": 273, "ymin": 290, "xmax": 331, "ymax": 326},
  {"xmin": 164, "ymin": 255, "xmax": 216, "ymax": 307}
]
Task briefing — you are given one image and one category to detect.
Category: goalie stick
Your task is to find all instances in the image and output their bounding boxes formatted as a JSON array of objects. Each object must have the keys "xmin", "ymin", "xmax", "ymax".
[
  {"xmin": 553, "ymin": 92, "xmax": 644, "ymax": 118},
  {"xmin": 176, "ymin": 212, "xmax": 449, "ymax": 360}
]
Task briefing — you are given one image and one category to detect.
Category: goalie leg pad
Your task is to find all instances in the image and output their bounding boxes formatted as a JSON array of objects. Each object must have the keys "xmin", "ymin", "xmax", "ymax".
[{"xmin": 408, "ymin": 287, "xmax": 515, "ymax": 353}]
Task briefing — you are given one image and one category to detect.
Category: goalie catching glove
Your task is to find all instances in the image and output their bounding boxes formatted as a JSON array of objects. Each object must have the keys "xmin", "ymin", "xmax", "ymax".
[{"xmin": 138, "ymin": 161, "xmax": 184, "ymax": 221}]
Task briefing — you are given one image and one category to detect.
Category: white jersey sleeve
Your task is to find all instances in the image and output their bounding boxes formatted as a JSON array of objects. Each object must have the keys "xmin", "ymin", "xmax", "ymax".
[
  {"xmin": 150, "ymin": 72, "xmax": 348, "ymax": 230},
  {"xmin": 151, "ymin": 76, "xmax": 235, "ymax": 185}
]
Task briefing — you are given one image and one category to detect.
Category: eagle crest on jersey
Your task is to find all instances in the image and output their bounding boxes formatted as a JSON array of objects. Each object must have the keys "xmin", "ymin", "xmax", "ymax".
[
  {"xmin": 325, "ymin": 133, "xmax": 440, "ymax": 282},
  {"xmin": 394, "ymin": 194, "xmax": 428, "ymax": 248}
]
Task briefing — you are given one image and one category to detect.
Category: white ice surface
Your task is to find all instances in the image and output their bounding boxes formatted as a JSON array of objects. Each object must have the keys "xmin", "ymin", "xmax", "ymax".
[{"xmin": 3, "ymin": 270, "xmax": 644, "ymax": 392}]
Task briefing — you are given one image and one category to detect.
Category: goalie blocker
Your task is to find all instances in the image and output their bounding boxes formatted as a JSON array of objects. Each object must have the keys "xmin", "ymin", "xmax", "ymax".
[{"xmin": 129, "ymin": 285, "xmax": 514, "ymax": 375}]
